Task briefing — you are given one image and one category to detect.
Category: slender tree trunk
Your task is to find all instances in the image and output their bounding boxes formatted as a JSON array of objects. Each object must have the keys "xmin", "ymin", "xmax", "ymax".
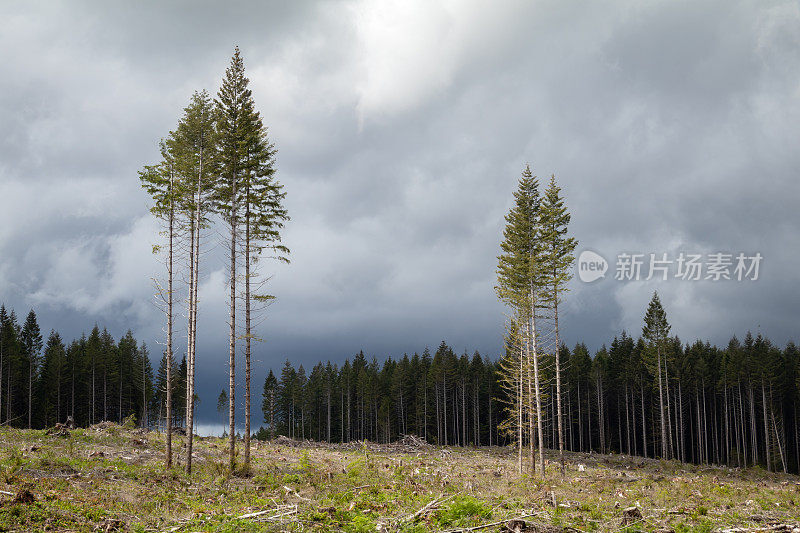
[
  {"xmin": 521, "ymin": 325, "xmax": 528, "ymax": 474},
  {"xmin": 749, "ymin": 383, "xmax": 758, "ymax": 465},
  {"xmin": 228, "ymin": 166, "xmax": 237, "ymax": 470},
  {"xmin": 679, "ymin": 381, "xmax": 685, "ymax": 463},
  {"xmin": 487, "ymin": 380, "xmax": 492, "ymax": 446},
  {"xmin": 340, "ymin": 386, "xmax": 344, "ymax": 443},
  {"xmin": 696, "ymin": 385, "xmax": 703, "ymax": 463},
  {"xmin": 327, "ymin": 383, "xmax": 331, "ymax": 443},
  {"xmin": 795, "ymin": 405, "xmax": 799, "ymax": 474},
  {"xmin": 188, "ymin": 218, "xmax": 200, "ymax": 466},
  {"xmin": 443, "ymin": 374, "xmax": 448, "ymax": 446},
  {"xmin": 625, "ymin": 383, "xmax": 631, "ymax": 455},
  {"xmin": 762, "ymin": 379, "xmax": 771, "ymax": 471},
  {"xmin": 665, "ymin": 358, "xmax": 674, "ymax": 459},
  {"xmin": 554, "ymin": 292, "xmax": 564, "ymax": 474},
  {"xmin": 771, "ymin": 409, "xmax": 787, "ymax": 473},
  {"xmin": 7, "ymin": 367, "xmax": 11, "ymax": 424},
  {"xmin": 165, "ymin": 168, "xmax": 175, "ymax": 469},
  {"xmin": 577, "ymin": 382, "xmax": 583, "ymax": 452},
  {"xmin": 596, "ymin": 372, "xmax": 606, "ymax": 453},
  {"xmin": 657, "ymin": 347, "xmax": 667, "ymax": 458},
  {"xmin": 703, "ymin": 383, "xmax": 709, "ymax": 464},
  {"xmin": 347, "ymin": 385, "xmax": 351, "ymax": 442},
  {"xmin": 738, "ymin": 381, "xmax": 747, "ymax": 465},
  {"xmin": 28, "ymin": 355, "xmax": 32, "ymax": 429},
  {"xmin": 568, "ymin": 389, "xmax": 574, "ymax": 452},
  {"xmin": 92, "ymin": 349, "xmax": 95, "ymax": 425},
  {"xmin": 724, "ymin": 385, "xmax": 730, "ymax": 466},
  {"xmin": 142, "ymin": 347, "xmax": 147, "ymax": 428},
  {"xmin": 641, "ymin": 381, "xmax": 647, "ymax": 458},
  {"xmin": 530, "ymin": 306, "xmax": 544, "ymax": 476},
  {"xmin": 0, "ymin": 339, "xmax": 4, "ymax": 425},
  {"xmin": 185, "ymin": 174, "xmax": 198, "ymax": 473},
  {"xmin": 244, "ymin": 178, "xmax": 252, "ymax": 468},
  {"xmin": 57, "ymin": 354, "xmax": 61, "ymax": 425},
  {"xmin": 462, "ymin": 379, "xmax": 466, "ymax": 446}
]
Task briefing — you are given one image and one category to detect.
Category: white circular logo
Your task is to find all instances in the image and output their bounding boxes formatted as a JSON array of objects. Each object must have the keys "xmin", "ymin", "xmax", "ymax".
[{"xmin": 578, "ymin": 250, "xmax": 608, "ymax": 283}]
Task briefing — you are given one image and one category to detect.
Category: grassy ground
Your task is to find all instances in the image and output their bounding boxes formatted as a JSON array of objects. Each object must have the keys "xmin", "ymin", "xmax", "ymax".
[{"xmin": 0, "ymin": 424, "xmax": 799, "ymax": 532}]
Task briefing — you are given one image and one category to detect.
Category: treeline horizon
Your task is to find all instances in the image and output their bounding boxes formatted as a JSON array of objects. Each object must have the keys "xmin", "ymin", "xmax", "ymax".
[
  {"xmin": 0, "ymin": 304, "xmax": 196, "ymax": 432},
  {"xmin": 3, "ymin": 300, "xmax": 800, "ymax": 475},
  {"xmin": 260, "ymin": 323, "xmax": 800, "ymax": 476}
]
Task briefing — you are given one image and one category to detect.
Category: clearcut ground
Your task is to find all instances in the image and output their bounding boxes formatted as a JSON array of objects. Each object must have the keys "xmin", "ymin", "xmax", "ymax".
[{"xmin": 0, "ymin": 424, "xmax": 798, "ymax": 532}]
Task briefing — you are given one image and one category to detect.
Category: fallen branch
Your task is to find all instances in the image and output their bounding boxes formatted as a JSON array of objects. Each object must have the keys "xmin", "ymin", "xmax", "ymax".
[
  {"xmin": 282, "ymin": 485, "xmax": 311, "ymax": 502},
  {"xmin": 396, "ymin": 493, "xmax": 454, "ymax": 528},
  {"xmin": 237, "ymin": 504, "xmax": 297, "ymax": 521},
  {"xmin": 440, "ymin": 511, "xmax": 546, "ymax": 533}
]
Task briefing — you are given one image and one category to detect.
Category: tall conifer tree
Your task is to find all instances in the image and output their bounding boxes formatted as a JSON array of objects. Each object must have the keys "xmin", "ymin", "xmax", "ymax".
[
  {"xmin": 496, "ymin": 164, "xmax": 546, "ymax": 476},
  {"xmin": 643, "ymin": 291, "xmax": 671, "ymax": 459},
  {"xmin": 539, "ymin": 174, "xmax": 577, "ymax": 473}
]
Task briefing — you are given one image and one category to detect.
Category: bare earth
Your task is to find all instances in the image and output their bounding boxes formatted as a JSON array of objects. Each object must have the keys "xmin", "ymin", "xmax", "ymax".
[{"xmin": 1, "ymin": 424, "xmax": 799, "ymax": 532}]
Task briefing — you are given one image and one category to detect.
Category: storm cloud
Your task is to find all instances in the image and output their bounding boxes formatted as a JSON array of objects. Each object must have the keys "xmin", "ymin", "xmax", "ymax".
[{"xmin": 1, "ymin": 0, "xmax": 798, "ymax": 423}]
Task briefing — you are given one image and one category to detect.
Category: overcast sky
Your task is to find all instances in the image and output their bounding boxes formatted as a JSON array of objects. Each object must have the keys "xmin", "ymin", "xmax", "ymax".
[{"xmin": 1, "ymin": 0, "xmax": 799, "ymax": 424}]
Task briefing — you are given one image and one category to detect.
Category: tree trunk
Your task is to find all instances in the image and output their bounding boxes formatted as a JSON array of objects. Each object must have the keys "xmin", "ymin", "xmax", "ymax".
[
  {"xmin": 141, "ymin": 347, "xmax": 147, "ymax": 428},
  {"xmin": 520, "ymin": 325, "xmax": 526, "ymax": 474},
  {"xmin": 625, "ymin": 383, "xmax": 631, "ymax": 455},
  {"xmin": 228, "ymin": 164, "xmax": 237, "ymax": 470},
  {"xmin": 679, "ymin": 381, "xmax": 684, "ymax": 463},
  {"xmin": 724, "ymin": 384, "xmax": 730, "ymax": 466},
  {"xmin": 578, "ymin": 382, "xmax": 583, "ymax": 452},
  {"xmin": 186, "ymin": 152, "xmax": 201, "ymax": 473},
  {"xmin": 665, "ymin": 357, "xmax": 674, "ymax": 459},
  {"xmin": 657, "ymin": 347, "xmax": 666, "ymax": 458},
  {"xmin": 554, "ymin": 292, "xmax": 564, "ymax": 474},
  {"xmin": 327, "ymin": 382, "xmax": 331, "ymax": 443},
  {"xmin": 0, "ymin": 339, "xmax": 4, "ymax": 425},
  {"xmin": 165, "ymin": 168, "xmax": 175, "ymax": 469},
  {"xmin": 738, "ymin": 381, "xmax": 747, "ymax": 465},
  {"xmin": 92, "ymin": 347, "xmax": 96, "ymax": 425},
  {"xmin": 28, "ymin": 356, "xmax": 32, "ymax": 429},
  {"xmin": 762, "ymin": 379, "xmax": 771, "ymax": 471},
  {"xmin": 641, "ymin": 381, "xmax": 647, "ymax": 458},
  {"xmin": 244, "ymin": 178, "xmax": 252, "ymax": 468}
]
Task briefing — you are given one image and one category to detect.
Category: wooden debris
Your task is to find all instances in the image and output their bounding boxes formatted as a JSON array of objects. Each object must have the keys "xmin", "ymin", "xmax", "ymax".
[
  {"xmin": 237, "ymin": 504, "xmax": 298, "ymax": 522},
  {"xmin": 397, "ymin": 493, "xmax": 453, "ymax": 527},
  {"xmin": 718, "ymin": 526, "xmax": 800, "ymax": 533},
  {"xmin": 622, "ymin": 506, "xmax": 642, "ymax": 525},
  {"xmin": 46, "ymin": 423, "xmax": 71, "ymax": 437},
  {"xmin": 502, "ymin": 519, "xmax": 567, "ymax": 532},
  {"xmin": 95, "ymin": 517, "xmax": 123, "ymax": 532},
  {"xmin": 399, "ymin": 434, "xmax": 430, "ymax": 448}
]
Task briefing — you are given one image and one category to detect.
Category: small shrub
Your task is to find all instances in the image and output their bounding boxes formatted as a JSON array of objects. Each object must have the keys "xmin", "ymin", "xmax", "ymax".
[
  {"xmin": 122, "ymin": 414, "xmax": 137, "ymax": 430},
  {"xmin": 1, "ymin": 448, "xmax": 25, "ymax": 483},
  {"xmin": 435, "ymin": 496, "xmax": 492, "ymax": 527},
  {"xmin": 345, "ymin": 513, "xmax": 377, "ymax": 533}
]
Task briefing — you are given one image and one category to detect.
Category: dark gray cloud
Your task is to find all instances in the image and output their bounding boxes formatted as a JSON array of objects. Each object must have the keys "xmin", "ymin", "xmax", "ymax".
[{"xmin": 1, "ymin": 0, "xmax": 798, "ymax": 424}]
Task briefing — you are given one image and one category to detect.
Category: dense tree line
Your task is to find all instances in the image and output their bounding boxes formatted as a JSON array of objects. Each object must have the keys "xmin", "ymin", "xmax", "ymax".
[
  {"xmin": 259, "ymin": 313, "xmax": 800, "ymax": 474},
  {"xmin": 260, "ymin": 343, "xmax": 504, "ymax": 447},
  {"xmin": 0, "ymin": 305, "xmax": 159, "ymax": 430}
]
